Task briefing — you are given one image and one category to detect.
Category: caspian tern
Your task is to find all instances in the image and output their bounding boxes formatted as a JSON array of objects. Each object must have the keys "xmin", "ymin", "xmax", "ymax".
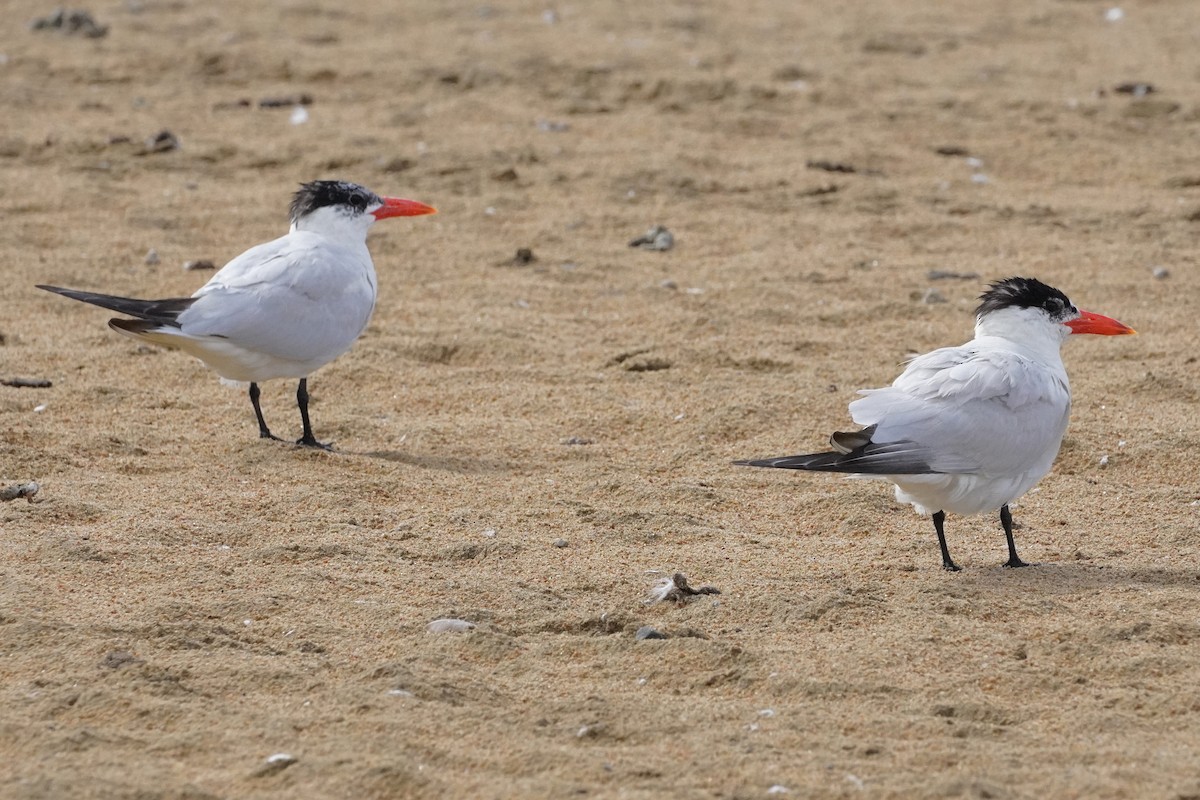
[
  {"xmin": 38, "ymin": 180, "xmax": 436, "ymax": 448},
  {"xmin": 736, "ymin": 277, "xmax": 1135, "ymax": 571}
]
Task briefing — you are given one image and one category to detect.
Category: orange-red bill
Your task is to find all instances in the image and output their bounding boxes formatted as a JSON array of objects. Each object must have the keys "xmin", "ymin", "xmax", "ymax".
[
  {"xmin": 1065, "ymin": 310, "xmax": 1136, "ymax": 336},
  {"xmin": 372, "ymin": 197, "xmax": 437, "ymax": 220}
]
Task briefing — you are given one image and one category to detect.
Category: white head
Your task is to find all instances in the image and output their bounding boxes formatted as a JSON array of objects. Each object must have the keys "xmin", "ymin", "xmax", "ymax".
[
  {"xmin": 973, "ymin": 276, "xmax": 1134, "ymax": 348},
  {"xmin": 288, "ymin": 180, "xmax": 436, "ymax": 239}
]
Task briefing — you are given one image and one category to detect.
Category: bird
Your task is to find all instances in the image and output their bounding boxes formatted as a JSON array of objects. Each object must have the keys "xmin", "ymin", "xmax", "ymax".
[
  {"xmin": 736, "ymin": 277, "xmax": 1135, "ymax": 571},
  {"xmin": 38, "ymin": 180, "xmax": 436, "ymax": 448}
]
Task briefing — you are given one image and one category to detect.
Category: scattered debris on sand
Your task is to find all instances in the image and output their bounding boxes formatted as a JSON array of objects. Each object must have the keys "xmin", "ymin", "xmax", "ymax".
[
  {"xmin": 629, "ymin": 226, "xmax": 674, "ymax": 251},
  {"xmin": 1, "ymin": 481, "xmax": 41, "ymax": 502},
  {"xmin": 644, "ymin": 572, "xmax": 721, "ymax": 606}
]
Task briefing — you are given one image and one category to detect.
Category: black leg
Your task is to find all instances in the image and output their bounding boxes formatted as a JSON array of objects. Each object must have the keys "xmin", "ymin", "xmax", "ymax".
[
  {"xmin": 295, "ymin": 378, "xmax": 331, "ymax": 449},
  {"xmin": 933, "ymin": 510, "xmax": 961, "ymax": 572},
  {"xmin": 249, "ymin": 382, "xmax": 282, "ymax": 441},
  {"xmin": 1000, "ymin": 504, "xmax": 1029, "ymax": 568}
]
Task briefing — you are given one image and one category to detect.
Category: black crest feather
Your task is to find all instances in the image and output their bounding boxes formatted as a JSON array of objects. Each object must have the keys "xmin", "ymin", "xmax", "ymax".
[
  {"xmin": 290, "ymin": 180, "xmax": 380, "ymax": 223},
  {"xmin": 975, "ymin": 277, "xmax": 1075, "ymax": 321}
]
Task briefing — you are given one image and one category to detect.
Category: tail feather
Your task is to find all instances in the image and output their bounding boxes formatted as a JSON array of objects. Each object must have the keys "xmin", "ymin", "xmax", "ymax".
[
  {"xmin": 37, "ymin": 285, "xmax": 194, "ymax": 327},
  {"xmin": 736, "ymin": 426, "xmax": 943, "ymax": 475}
]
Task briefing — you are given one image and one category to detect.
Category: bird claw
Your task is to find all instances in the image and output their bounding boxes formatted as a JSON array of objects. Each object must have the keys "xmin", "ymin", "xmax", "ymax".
[
  {"xmin": 941, "ymin": 561, "xmax": 962, "ymax": 572},
  {"xmin": 296, "ymin": 436, "xmax": 333, "ymax": 451},
  {"xmin": 1003, "ymin": 558, "xmax": 1033, "ymax": 569}
]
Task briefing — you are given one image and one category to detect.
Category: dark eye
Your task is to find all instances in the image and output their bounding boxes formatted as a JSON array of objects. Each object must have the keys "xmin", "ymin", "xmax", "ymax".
[
  {"xmin": 350, "ymin": 193, "xmax": 366, "ymax": 209},
  {"xmin": 1046, "ymin": 297, "xmax": 1064, "ymax": 313}
]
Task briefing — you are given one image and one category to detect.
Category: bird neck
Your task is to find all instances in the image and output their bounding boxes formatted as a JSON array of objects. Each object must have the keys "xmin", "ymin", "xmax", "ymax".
[
  {"xmin": 973, "ymin": 306, "xmax": 1070, "ymax": 364},
  {"xmin": 289, "ymin": 206, "xmax": 374, "ymax": 245}
]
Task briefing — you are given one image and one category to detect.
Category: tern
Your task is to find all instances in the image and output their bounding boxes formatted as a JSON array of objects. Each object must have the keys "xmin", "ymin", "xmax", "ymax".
[
  {"xmin": 736, "ymin": 277, "xmax": 1135, "ymax": 571},
  {"xmin": 38, "ymin": 180, "xmax": 436, "ymax": 448}
]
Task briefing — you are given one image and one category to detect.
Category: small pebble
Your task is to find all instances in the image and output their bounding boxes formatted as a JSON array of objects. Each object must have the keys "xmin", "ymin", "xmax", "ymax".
[
  {"xmin": 183, "ymin": 259, "xmax": 216, "ymax": 271},
  {"xmin": 1, "ymin": 481, "xmax": 40, "ymax": 503},
  {"xmin": 289, "ymin": 106, "xmax": 309, "ymax": 125},
  {"xmin": 1115, "ymin": 82, "xmax": 1155, "ymax": 97},
  {"xmin": 1105, "ymin": 7, "xmax": 1124, "ymax": 22},
  {"xmin": 427, "ymin": 618, "xmax": 475, "ymax": 634},
  {"xmin": 629, "ymin": 225, "xmax": 675, "ymax": 251},
  {"xmin": 259, "ymin": 94, "xmax": 313, "ymax": 108},
  {"xmin": 1099, "ymin": 455, "xmax": 1109, "ymax": 467},
  {"xmin": 561, "ymin": 436, "xmax": 593, "ymax": 445},
  {"xmin": 927, "ymin": 269, "xmax": 978, "ymax": 281},
  {"xmin": 552, "ymin": 538, "xmax": 569, "ymax": 548},
  {"xmin": 143, "ymin": 130, "xmax": 179, "ymax": 154},
  {"xmin": 144, "ymin": 248, "xmax": 160, "ymax": 265},
  {"xmin": 1152, "ymin": 266, "xmax": 1170, "ymax": 279},
  {"xmin": 30, "ymin": 8, "xmax": 108, "ymax": 37},
  {"xmin": 635, "ymin": 626, "xmax": 667, "ymax": 640}
]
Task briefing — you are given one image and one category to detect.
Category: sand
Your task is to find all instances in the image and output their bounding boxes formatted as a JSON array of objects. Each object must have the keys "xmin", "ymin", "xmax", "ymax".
[{"xmin": 3, "ymin": 0, "xmax": 1200, "ymax": 797}]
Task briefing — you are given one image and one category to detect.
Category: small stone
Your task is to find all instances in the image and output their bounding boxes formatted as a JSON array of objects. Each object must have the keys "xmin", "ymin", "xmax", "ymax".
[
  {"xmin": 628, "ymin": 225, "xmax": 675, "ymax": 251},
  {"xmin": 30, "ymin": 8, "xmax": 108, "ymax": 37},
  {"xmin": 289, "ymin": 106, "xmax": 310, "ymax": 125},
  {"xmin": 1114, "ymin": 82, "xmax": 1154, "ymax": 97},
  {"xmin": 927, "ymin": 269, "xmax": 979, "ymax": 281},
  {"xmin": 1152, "ymin": 266, "xmax": 1170, "ymax": 279},
  {"xmin": 427, "ymin": 618, "xmax": 475, "ymax": 634},
  {"xmin": 1, "ymin": 481, "xmax": 40, "ymax": 503},
  {"xmin": 144, "ymin": 248, "xmax": 160, "ymax": 265},
  {"xmin": 512, "ymin": 247, "xmax": 535, "ymax": 265},
  {"xmin": 101, "ymin": 651, "xmax": 140, "ymax": 670},
  {"xmin": 182, "ymin": 259, "xmax": 216, "ymax": 271},
  {"xmin": 259, "ymin": 94, "xmax": 313, "ymax": 108},
  {"xmin": 635, "ymin": 626, "xmax": 667, "ymax": 641},
  {"xmin": 552, "ymin": 538, "xmax": 569, "ymax": 548},
  {"xmin": 142, "ymin": 130, "xmax": 179, "ymax": 154},
  {"xmin": 561, "ymin": 436, "xmax": 593, "ymax": 445}
]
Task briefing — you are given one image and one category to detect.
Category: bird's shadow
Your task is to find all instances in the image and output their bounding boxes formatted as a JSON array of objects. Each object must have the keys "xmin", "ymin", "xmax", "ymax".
[{"xmin": 345, "ymin": 448, "xmax": 513, "ymax": 474}]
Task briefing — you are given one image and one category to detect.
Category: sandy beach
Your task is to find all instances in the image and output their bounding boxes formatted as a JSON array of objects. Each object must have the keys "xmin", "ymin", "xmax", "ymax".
[{"xmin": 3, "ymin": 1, "xmax": 1200, "ymax": 797}]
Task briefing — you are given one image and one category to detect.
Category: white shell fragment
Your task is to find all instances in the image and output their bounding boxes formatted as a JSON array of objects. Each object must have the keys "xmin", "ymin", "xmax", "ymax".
[{"xmin": 426, "ymin": 618, "xmax": 476, "ymax": 634}]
